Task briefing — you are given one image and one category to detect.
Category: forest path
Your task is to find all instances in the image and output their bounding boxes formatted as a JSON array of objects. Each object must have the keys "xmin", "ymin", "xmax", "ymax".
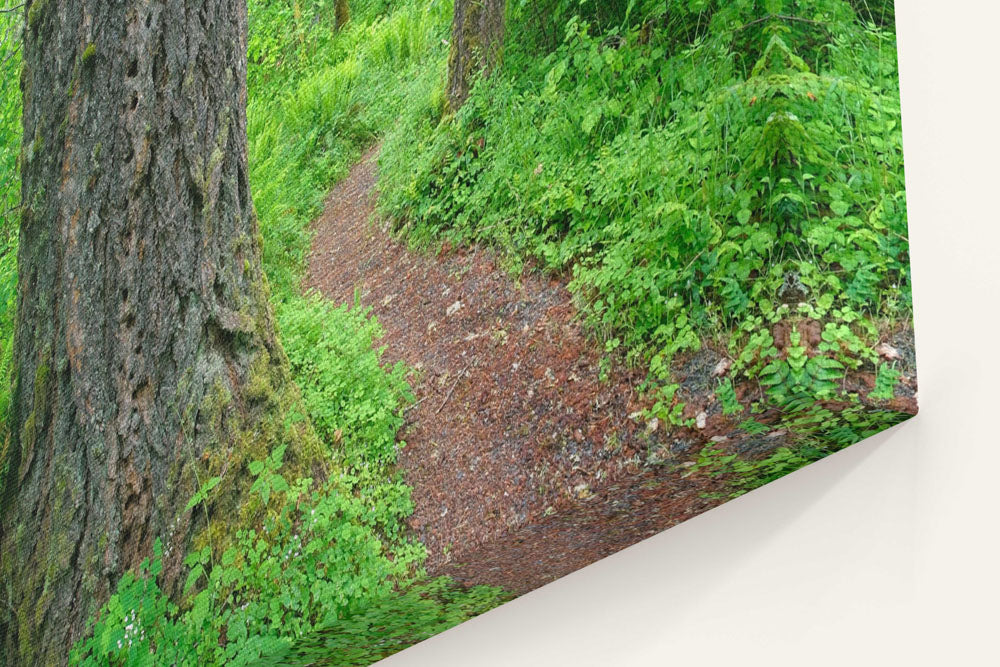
[{"xmin": 305, "ymin": 146, "xmax": 725, "ymax": 593}]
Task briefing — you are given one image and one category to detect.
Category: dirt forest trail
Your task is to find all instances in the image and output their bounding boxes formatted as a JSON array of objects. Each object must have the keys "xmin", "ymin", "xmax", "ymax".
[{"xmin": 305, "ymin": 146, "xmax": 727, "ymax": 594}]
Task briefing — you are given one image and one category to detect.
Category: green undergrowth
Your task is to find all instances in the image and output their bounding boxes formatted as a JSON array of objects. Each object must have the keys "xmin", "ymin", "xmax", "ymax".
[
  {"xmin": 253, "ymin": 579, "xmax": 512, "ymax": 666},
  {"xmin": 690, "ymin": 402, "xmax": 908, "ymax": 495},
  {"xmin": 378, "ymin": 0, "xmax": 915, "ymax": 489},
  {"xmin": 249, "ymin": 0, "xmax": 452, "ymax": 298},
  {"xmin": 70, "ymin": 1, "xmax": 506, "ymax": 664}
]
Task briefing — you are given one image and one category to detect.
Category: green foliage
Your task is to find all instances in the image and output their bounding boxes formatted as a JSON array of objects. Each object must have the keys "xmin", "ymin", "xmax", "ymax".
[
  {"xmin": 71, "ymin": 443, "xmax": 505, "ymax": 665},
  {"xmin": 186, "ymin": 475, "xmax": 223, "ymax": 511},
  {"xmin": 692, "ymin": 402, "xmax": 910, "ymax": 493},
  {"xmin": 253, "ymin": 578, "xmax": 512, "ymax": 666},
  {"xmin": 71, "ymin": 462, "xmax": 428, "ymax": 665},
  {"xmin": 278, "ymin": 295, "xmax": 414, "ymax": 475},
  {"xmin": 869, "ymin": 361, "xmax": 901, "ymax": 400},
  {"xmin": 379, "ymin": 0, "xmax": 913, "ymax": 487},
  {"xmin": 758, "ymin": 330, "xmax": 845, "ymax": 405},
  {"xmin": 694, "ymin": 442, "xmax": 826, "ymax": 495},
  {"xmin": 0, "ymin": 4, "xmax": 22, "ymax": 491},
  {"xmin": 383, "ymin": 0, "xmax": 909, "ymax": 364},
  {"xmin": 715, "ymin": 378, "xmax": 742, "ymax": 416},
  {"xmin": 247, "ymin": 444, "xmax": 289, "ymax": 507},
  {"xmin": 248, "ymin": 0, "xmax": 452, "ymax": 299}
]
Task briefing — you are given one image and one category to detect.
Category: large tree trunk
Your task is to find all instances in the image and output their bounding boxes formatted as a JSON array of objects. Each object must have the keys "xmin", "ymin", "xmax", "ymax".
[
  {"xmin": 0, "ymin": 1, "xmax": 320, "ymax": 663},
  {"xmin": 445, "ymin": 0, "xmax": 506, "ymax": 113}
]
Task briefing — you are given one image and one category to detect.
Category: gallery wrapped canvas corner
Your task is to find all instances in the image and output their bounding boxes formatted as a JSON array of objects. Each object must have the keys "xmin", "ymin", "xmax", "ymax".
[{"xmin": 0, "ymin": 1, "xmax": 915, "ymax": 664}]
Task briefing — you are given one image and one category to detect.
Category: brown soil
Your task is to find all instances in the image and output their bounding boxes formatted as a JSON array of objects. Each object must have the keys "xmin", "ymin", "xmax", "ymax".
[{"xmin": 304, "ymin": 146, "xmax": 915, "ymax": 595}]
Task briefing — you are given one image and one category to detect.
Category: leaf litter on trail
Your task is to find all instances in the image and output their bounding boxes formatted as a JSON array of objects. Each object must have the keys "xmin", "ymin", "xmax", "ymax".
[{"xmin": 305, "ymin": 146, "xmax": 786, "ymax": 593}]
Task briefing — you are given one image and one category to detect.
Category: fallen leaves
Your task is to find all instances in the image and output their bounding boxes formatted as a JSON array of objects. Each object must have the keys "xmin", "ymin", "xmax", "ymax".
[
  {"xmin": 876, "ymin": 342, "xmax": 902, "ymax": 361},
  {"xmin": 712, "ymin": 357, "xmax": 732, "ymax": 377}
]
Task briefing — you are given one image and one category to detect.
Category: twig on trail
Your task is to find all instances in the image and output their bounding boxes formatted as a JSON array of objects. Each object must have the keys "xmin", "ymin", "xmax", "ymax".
[
  {"xmin": 404, "ymin": 394, "xmax": 431, "ymax": 414},
  {"xmin": 436, "ymin": 363, "xmax": 472, "ymax": 415}
]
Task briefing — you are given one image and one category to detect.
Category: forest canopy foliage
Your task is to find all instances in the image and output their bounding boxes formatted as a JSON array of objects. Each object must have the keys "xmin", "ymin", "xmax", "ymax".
[{"xmin": 0, "ymin": 0, "xmax": 910, "ymax": 663}]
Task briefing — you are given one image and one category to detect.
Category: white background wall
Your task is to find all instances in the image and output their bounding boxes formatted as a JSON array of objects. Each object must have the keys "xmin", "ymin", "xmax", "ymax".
[{"xmin": 385, "ymin": 2, "xmax": 1000, "ymax": 664}]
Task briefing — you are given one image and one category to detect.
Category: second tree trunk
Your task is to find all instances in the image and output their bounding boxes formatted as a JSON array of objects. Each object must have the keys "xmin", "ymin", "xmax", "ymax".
[{"xmin": 446, "ymin": 0, "xmax": 506, "ymax": 112}]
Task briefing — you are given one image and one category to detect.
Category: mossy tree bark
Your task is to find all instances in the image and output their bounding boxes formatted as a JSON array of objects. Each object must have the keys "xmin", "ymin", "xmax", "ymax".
[
  {"xmin": 445, "ymin": 0, "xmax": 506, "ymax": 113},
  {"xmin": 334, "ymin": 0, "xmax": 349, "ymax": 31},
  {"xmin": 0, "ymin": 1, "xmax": 321, "ymax": 663}
]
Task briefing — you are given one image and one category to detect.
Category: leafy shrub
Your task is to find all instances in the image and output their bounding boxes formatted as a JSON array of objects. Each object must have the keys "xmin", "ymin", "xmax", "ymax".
[
  {"xmin": 384, "ymin": 1, "xmax": 909, "ymax": 354},
  {"xmin": 71, "ymin": 454, "xmax": 428, "ymax": 665},
  {"xmin": 70, "ymin": 421, "xmax": 504, "ymax": 664},
  {"xmin": 379, "ymin": 0, "xmax": 913, "ymax": 465},
  {"xmin": 278, "ymin": 295, "xmax": 413, "ymax": 474}
]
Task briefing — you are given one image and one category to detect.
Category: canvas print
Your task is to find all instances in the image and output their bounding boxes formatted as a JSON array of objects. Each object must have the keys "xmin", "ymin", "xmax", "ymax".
[{"xmin": 0, "ymin": 0, "xmax": 916, "ymax": 664}]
